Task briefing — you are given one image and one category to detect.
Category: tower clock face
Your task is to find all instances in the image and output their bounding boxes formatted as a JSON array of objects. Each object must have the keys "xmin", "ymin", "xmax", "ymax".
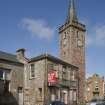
[
  {"xmin": 77, "ymin": 39, "xmax": 83, "ymax": 47},
  {"xmin": 63, "ymin": 38, "xmax": 67, "ymax": 46}
]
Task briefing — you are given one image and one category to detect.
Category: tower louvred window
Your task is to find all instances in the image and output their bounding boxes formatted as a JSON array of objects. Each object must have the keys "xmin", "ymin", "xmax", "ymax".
[{"xmin": 63, "ymin": 32, "xmax": 67, "ymax": 39}]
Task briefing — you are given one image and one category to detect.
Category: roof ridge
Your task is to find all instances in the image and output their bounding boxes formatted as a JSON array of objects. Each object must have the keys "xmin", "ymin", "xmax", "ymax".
[
  {"xmin": 0, "ymin": 50, "xmax": 21, "ymax": 63},
  {"xmin": 0, "ymin": 50, "xmax": 16, "ymax": 57}
]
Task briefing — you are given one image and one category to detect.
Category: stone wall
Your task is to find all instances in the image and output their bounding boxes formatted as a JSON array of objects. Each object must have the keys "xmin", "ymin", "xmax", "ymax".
[
  {"xmin": 0, "ymin": 60, "xmax": 24, "ymax": 105},
  {"xmin": 59, "ymin": 21, "xmax": 86, "ymax": 104},
  {"xmin": 86, "ymin": 74, "xmax": 105, "ymax": 102},
  {"xmin": 24, "ymin": 59, "xmax": 46, "ymax": 105}
]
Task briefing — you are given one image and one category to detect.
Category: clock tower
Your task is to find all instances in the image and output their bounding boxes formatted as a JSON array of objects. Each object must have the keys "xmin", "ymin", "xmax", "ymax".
[{"xmin": 59, "ymin": 0, "xmax": 86, "ymax": 104}]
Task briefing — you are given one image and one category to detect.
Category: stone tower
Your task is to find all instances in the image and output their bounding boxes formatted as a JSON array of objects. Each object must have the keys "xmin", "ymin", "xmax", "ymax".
[{"xmin": 59, "ymin": 0, "xmax": 86, "ymax": 104}]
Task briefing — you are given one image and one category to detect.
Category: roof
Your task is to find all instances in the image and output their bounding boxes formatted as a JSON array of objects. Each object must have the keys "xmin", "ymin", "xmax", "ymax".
[
  {"xmin": 0, "ymin": 51, "xmax": 78, "ymax": 69},
  {"xmin": 29, "ymin": 53, "xmax": 78, "ymax": 69},
  {"xmin": 0, "ymin": 50, "xmax": 21, "ymax": 63}
]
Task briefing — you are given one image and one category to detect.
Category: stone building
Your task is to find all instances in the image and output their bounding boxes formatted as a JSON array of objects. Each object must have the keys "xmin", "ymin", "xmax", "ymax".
[
  {"xmin": 59, "ymin": 0, "xmax": 86, "ymax": 104},
  {"xmin": 24, "ymin": 54, "xmax": 79, "ymax": 105},
  {"xmin": 0, "ymin": 50, "xmax": 79, "ymax": 105},
  {"xmin": 85, "ymin": 74, "xmax": 105, "ymax": 102},
  {"xmin": 0, "ymin": 0, "xmax": 86, "ymax": 105},
  {"xmin": 0, "ymin": 49, "xmax": 25, "ymax": 105}
]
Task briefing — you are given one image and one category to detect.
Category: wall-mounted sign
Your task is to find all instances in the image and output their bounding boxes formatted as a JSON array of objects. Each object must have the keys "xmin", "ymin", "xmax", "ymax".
[{"xmin": 48, "ymin": 71, "xmax": 56, "ymax": 86}]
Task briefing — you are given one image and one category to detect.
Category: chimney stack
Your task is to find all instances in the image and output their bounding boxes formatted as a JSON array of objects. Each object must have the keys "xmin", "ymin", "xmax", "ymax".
[{"xmin": 16, "ymin": 48, "xmax": 25, "ymax": 62}]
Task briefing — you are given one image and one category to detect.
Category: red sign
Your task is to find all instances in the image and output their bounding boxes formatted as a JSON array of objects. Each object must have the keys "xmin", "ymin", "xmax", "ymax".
[{"xmin": 48, "ymin": 71, "xmax": 56, "ymax": 85}]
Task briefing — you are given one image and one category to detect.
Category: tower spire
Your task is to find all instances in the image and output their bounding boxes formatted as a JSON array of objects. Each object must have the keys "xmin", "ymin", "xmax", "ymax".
[{"xmin": 66, "ymin": 0, "xmax": 78, "ymax": 22}]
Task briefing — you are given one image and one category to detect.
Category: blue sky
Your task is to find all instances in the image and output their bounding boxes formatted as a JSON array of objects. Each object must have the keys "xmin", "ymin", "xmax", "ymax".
[{"xmin": 0, "ymin": 0, "xmax": 105, "ymax": 78}]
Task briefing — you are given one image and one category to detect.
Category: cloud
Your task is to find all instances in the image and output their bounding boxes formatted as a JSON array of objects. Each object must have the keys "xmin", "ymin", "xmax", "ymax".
[
  {"xmin": 19, "ymin": 18, "xmax": 55, "ymax": 40},
  {"xmin": 86, "ymin": 24, "xmax": 105, "ymax": 47},
  {"xmin": 95, "ymin": 25, "xmax": 105, "ymax": 46},
  {"xmin": 85, "ymin": 35, "xmax": 93, "ymax": 46},
  {"xmin": 86, "ymin": 73, "xmax": 92, "ymax": 79}
]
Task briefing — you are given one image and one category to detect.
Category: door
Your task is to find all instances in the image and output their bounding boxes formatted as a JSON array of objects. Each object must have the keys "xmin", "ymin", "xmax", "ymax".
[{"xmin": 18, "ymin": 87, "xmax": 23, "ymax": 105}]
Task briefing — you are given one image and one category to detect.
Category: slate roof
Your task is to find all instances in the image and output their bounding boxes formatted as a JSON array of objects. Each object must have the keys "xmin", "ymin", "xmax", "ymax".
[
  {"xmin": 0, "ymin": 51, "xmax": 20, "ymax": 63},
  {"xmin": 0, "ymin": 51, "xmax": 78, "ymax": 69},
  {"xmin": 29, "ymin": 53, "xmax": 78, "ymax": 69}
]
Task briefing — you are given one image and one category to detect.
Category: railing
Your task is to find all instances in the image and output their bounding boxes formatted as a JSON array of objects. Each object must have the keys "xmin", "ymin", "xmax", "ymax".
[
  {"xmin": 49, "ymin": 78, "xmax": 77, "ymax": 88},
  {"xmin": 93, "ymin": 91, "xmax": 99, "ymax": 93}
]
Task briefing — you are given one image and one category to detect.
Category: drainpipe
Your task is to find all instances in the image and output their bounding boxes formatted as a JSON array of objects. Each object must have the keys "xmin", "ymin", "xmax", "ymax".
[{"xmin": 44, "ymin": 54, "xmax": 48, "ymax": 105}]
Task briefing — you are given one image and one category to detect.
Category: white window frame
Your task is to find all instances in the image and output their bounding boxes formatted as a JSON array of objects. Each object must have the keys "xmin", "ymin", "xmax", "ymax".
[
  {"xmin": 30, "ymin": 64, "xmax": 35, "ymax": 79},
  {"xmin": 0, "ymin": 69, "xmax": 10, "ymax": 80}
]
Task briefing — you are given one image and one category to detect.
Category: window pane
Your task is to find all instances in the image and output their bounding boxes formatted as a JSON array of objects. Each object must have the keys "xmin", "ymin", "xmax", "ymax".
[
  {"xmin": 18, "ymin": 87, "xmax": 23, "ymax": 93},
  {"xmin": 0, "ymin": 70, "xmax": 3, "ymax": 79},
  {"xmin": 48, "ymin": 63, "xmax": 54, "ymax": 70},
  {"xmin": 4, "ymin": 81, "xmax": 9, "ymax": 93},
  {"xmin": 38, "ymin": 88, "xmax": 42, "ymax": 97},
  {"xmin": 30, "ymin": 64, "xmax": 35, "ymax": 78}
]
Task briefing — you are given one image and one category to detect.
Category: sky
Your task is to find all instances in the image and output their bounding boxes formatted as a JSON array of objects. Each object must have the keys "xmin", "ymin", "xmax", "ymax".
[{"xmin": 0, "ymin": 0, "xmax": 105, "ymax": 78}]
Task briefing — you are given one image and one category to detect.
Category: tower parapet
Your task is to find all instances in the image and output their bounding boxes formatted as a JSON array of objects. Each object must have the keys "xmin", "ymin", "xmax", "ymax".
[{"xmin": 59, "ymin": 21, "xmax": 86, "ymax": 33}]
